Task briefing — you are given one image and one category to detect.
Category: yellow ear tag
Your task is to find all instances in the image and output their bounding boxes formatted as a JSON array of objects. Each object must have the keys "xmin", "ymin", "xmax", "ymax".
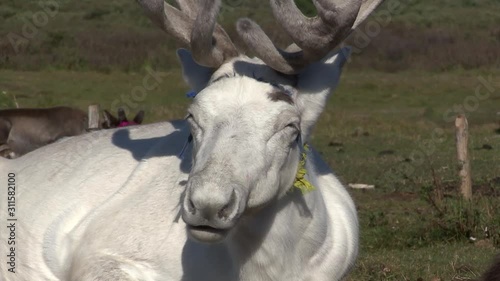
[{"xmin": 293, "ymin": 143, "xmax": 316, "ymax": 194}]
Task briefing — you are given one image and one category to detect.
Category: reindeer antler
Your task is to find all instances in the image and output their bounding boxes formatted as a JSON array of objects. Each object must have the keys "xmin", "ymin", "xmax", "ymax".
[
  {"xmin": 237, "ymin": 0, "xmax": 384, "ymax": 74},
  {"xmin": 137, "ymin": 0, "xmax": 383, "ymax": 74},
  {"xmin": 136, "ymin": 0, "xmax": 238, "ymax": 68}
]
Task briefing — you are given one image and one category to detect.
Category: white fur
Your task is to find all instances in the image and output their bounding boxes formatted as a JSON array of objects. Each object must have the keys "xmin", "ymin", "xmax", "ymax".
[{"xmin": 0, "ymin": 49, "xmax": 357, "ymax": 281}]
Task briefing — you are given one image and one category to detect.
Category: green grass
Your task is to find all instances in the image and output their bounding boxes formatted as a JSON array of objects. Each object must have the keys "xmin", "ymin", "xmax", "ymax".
[
  {"xmin": 351, "ymin": 240, "xmax": 497, "ymax": 280},
  {"xmin": 316, "ymin": 68, "xmax": 500, "ymax": 191},
  {"xmin": 348, "ymin": 190, "xmax": 499, "ymax": 280},
  {"xmin": 0, "ymin": 69, "xmax": 189, "ymax": 120},
  {"xmin": 2, "ymin": 0, "xmax": 499, "ymax": 30}
]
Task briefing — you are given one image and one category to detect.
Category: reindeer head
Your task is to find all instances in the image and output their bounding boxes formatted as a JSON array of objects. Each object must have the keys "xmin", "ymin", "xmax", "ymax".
[
  {"xmin": 137, "ymin": 0, "xmax": 383, "ymax": 243},
  {"xmin": 102, "ymin": 108, "xmax": 145, "ymax": 128}
]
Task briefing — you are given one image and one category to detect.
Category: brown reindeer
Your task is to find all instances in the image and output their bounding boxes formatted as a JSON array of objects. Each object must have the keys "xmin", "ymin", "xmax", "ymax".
[
  {"xmin": 0, "ymin": 106, "xmax": 88, "ymax": 159},
  {"xmin": 0, "ymin": 106, "xmax": 146, "ymax": 159}
]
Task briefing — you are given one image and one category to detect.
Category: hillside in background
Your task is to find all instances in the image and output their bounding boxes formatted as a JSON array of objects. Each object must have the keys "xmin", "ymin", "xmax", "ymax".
[{"xmin": 0, "ymin": 0, "xmax": 499, "ymax": 72}]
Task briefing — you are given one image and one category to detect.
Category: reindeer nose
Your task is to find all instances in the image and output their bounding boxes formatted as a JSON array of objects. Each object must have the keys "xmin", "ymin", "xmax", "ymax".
[{"xmin": 183, "ymin": 186, "xmax": 240, "ymax": 229}]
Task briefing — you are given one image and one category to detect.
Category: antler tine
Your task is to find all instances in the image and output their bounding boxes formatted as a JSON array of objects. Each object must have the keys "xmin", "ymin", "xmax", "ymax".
[
  {"xmin": 237, "ymin": 0, "xmax": 384, "ymax": 74},
  {"xmin": 237, "ymin": 18, "xmax": 304, "ymax": 74},
  {"xmin": 190, "ymin": 0, "xmax": 239, "ymax": 67},
  {"xmin": 136, "ymin": 0, "xmax": 192, "ymax": 46},
  {"xmin": 174, "ymin": 0, "xmax": 200, "ymax": 19},
  {"xmin": 270, "ymin": 0, "xmax": 362, "ymax": 61},
  {"xmin": 353, "ymin": 0, "xmax": 384, "ymax": 29},
  {"xmin": 136, "ymin": 0, "xmax": 238, "ymax": 68}
]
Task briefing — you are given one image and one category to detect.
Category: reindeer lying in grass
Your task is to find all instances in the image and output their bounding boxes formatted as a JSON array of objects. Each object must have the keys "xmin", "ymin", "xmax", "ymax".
[
  {"xmin": 0, "ymin": 106, "xmax": 88, "ymax": 159},
  {"xmin": 1, "ymin": 107, "xmax": 145, "ymax": 159}
]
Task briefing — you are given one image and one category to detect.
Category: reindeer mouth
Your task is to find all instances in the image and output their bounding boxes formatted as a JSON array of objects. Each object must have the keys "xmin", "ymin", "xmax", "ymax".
[{"xmin": 186, "ymin": 224, "xmax": 230, "ymax": 244}]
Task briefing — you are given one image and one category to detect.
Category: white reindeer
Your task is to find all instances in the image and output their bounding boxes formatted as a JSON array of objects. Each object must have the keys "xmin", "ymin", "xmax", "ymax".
[{"xmin": 0, "ymin": 0, "xmax": 383, "ymax": 280}]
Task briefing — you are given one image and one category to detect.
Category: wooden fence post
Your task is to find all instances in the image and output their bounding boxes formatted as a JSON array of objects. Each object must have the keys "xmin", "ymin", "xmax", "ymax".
[
  {"xmin": 88, "ymin": 104, "xmax": 100, "ymax": 130},
  {"xmin": 455, "ymin": 114, "xmax": 472, "ymax": 200}
]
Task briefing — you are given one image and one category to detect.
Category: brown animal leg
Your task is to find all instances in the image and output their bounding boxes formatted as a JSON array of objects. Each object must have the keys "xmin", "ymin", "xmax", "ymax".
[
  {"xmin": 482, "ymin": 254, "xmax": 500, "ymax": 281},
  {"xmin": 0, "ymin": 144, "xmax": 17, "ymax": 159}
]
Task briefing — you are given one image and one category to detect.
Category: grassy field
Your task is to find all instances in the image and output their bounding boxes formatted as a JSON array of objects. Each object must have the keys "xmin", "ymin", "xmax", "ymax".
[{"xmin": 1, "ymin": 0, "xmax": 499, "ymax": 280}]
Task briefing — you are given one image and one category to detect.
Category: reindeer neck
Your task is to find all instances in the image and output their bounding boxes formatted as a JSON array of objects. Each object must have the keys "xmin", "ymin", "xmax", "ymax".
[{"xmin": 225, "ymin": 166, "xmax": 329, "ymax": 280}]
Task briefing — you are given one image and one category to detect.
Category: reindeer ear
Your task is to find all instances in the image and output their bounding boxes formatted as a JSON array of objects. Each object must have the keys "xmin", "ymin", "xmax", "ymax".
[
  {"xmin": 102, "ymin": 110, "xmax": 118, "ymax": 128},
  {"xmin": 117, "ymin": 108, "xmax": 127, "ymax": 123},
  {"xmin": 177, "ymin": 48, "xmax": 214, "ymax": 93},
  {"xmin": 296, "ymin": 47, "xmax": 351, "ymax": 140},
  {"xmin": 133, "ymin": 110, "xmax": 145, "ymax": 124}
]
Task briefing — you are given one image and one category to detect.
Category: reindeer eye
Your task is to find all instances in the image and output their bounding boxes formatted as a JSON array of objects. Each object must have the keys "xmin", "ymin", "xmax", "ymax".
[
  {"xmin": 186, "ymin": 114, "xmax": 201, "ymax": 131},
  {"xmin": 283, "ymin": 123, "xmax": 300, "ymax": 143},
  {"xmin": 185, "ymin": 113, "xmax": 195, "ymax": 122},
  {"xmin": 285, "ymin": 123, "xmax": 299, "ymax": 131}
]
